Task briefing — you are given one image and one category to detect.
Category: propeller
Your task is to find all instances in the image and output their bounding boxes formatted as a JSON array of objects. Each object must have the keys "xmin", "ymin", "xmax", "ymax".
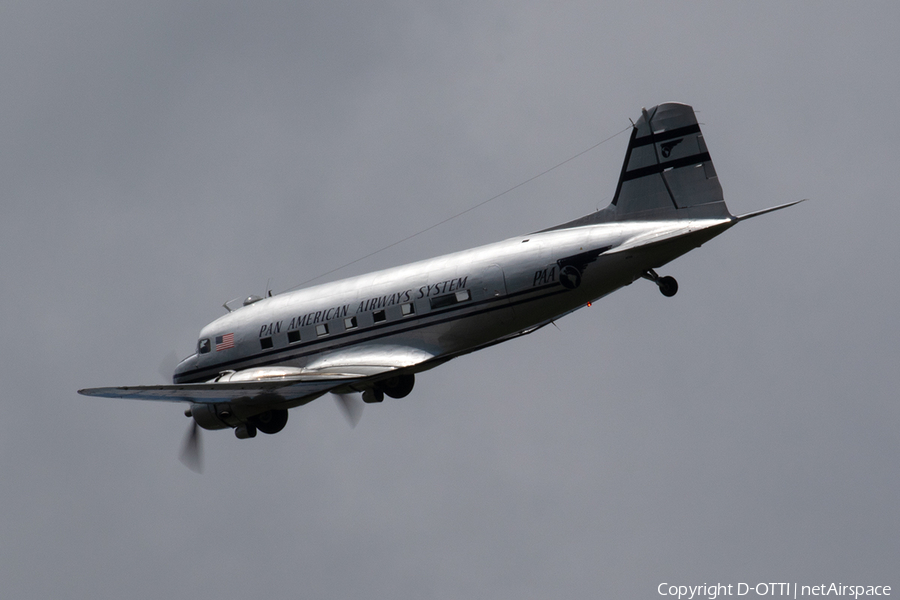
[
  {"xmin": 162, "ymin": 351, "xmax": 203, "ymax": 473},
  {"xmin": 332, "ymin": 393, "xmax": 363, "ymax": 428},
  {"xmin": 179, "ymin": 416, "xmax": 203, "ymax": 473},
  {"xmin": 158, "ymin": 350, "xmax": 180, "ymax": 383}
]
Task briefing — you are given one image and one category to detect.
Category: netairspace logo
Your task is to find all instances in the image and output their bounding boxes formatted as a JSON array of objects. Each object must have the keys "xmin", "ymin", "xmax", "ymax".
[{"xmin": 657, "ymin": 583, "xmax": 892, "ymax": 600}]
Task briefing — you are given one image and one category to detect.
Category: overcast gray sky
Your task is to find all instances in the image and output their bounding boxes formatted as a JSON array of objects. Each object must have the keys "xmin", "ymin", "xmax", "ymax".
[{"xmin": 2, "ymin": 2, "xmax": 898, "ymax": 598}]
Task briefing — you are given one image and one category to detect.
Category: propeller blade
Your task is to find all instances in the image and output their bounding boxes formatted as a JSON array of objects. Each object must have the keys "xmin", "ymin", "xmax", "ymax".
[
  {"xmin": 333, "ymin": 393, "xmax": 363, "ymax": 428},
  {"xmin": 159, "ymin": 351, "xmax": 179, "ymax": 383},
  {"xmin": 179, "ymin": 420, "xmax": 203, "ymax": 473}
]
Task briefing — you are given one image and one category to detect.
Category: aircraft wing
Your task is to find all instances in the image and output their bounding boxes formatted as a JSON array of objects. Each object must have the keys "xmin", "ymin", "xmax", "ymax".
[
  {"xmin": 300, "ymin": 344, "xmax": 435, "ymax": 376},
  {"xmin": 78, "ymin": 344, "xmax": 437, "ymax": 404},
  {"xmin": 77, "ymin": 374, "xmax": 363, "ymax": 404}
]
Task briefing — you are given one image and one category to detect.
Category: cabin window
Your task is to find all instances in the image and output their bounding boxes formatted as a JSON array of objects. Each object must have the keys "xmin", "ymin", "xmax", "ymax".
[
  {"xmin": 288, "ymin": 330, "xmax": 301, "ymax": 344},
  {"xmin": 373, "ymin": 309, "xmax": 386, "ymax": 323},
  {"xmin": 430, "ymin": 288, "xmax": 471, "ymax": 310},
  {"xmin": 198, "ymin": 338, "xmax": 211, "ymax": 354},
  {"xmin": 401, "ymin": 302, "xmax": 415, "ymax": 316},
  {"xmin": 316, "ymin": 323, "xmax": 329, "ymax": 337},
  {"xmin": 344, "ymin": 316, "xmax": 358, "ymax": 330},
  {"xmin": 429, "ymin": 294, "xmax": 455, "ymax": 310},
  {"xmin": 260, "ymin": 337, "xmax": 273, "ymax": 349}
]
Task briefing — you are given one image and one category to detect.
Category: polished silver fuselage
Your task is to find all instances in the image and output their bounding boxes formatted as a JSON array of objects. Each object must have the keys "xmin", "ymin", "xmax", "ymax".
[{"xmin": 174, "ymin": 217, "xmax": 734, "ymax": 386}]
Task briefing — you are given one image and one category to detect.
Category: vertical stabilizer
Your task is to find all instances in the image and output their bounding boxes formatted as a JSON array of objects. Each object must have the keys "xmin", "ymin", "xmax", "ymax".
[{"xmin": 609, "ymin": 103, "xmax": 729, "ymax": 220}]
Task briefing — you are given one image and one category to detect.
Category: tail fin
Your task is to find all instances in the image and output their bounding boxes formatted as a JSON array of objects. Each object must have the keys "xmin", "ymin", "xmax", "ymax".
[{"xmin": 609, "ymin": 102, "xmax": 730, "ymax": 220}]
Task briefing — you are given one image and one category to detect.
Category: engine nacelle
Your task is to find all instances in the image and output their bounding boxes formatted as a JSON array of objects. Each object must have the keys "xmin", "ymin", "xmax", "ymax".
[
  {"xmin": 210, "ymin": 366, "xmax": 306, "ymax": 383},
  {"xmin": 189, "ymin": 403, "xmax": 230, "ymax": 430}
]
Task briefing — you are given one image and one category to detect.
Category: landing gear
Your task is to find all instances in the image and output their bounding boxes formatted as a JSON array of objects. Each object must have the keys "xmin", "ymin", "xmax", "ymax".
[
  {"xmin": 377, "ymin": 373, "xmax": 415, "ymax": 399},
  {"xmin": 250, "ymin": 409, "xmax": 289, "ymax": 434},
  {"xmin": 658, "ymin": 276, "xmax": 678, "ymax": 297},
  {"xmin": 362, "ymin": 388, "xmax": 384, "ymax": 404},
  {"xmin": 234, "ymin": 423, "xmax": 257, "ymax": 439},
  {"xmin": 642, "ymin": 269, "xmax": 678, "ymax": 297},
  {"xmin": 233, "ymin": 408, "xmax": 289, "ymax": 439}
]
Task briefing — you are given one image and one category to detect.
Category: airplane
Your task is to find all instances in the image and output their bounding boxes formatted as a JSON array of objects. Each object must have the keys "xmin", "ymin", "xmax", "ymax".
[{"xmin": 79, "ymin": 102, "xmax": 803, "ymax": 470}]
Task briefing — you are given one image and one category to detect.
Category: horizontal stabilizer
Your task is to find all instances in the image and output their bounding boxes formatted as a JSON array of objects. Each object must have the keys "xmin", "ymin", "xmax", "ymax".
[{"xmin": 734, "ymin": 199, "xmax": 807, "ymax": 222}]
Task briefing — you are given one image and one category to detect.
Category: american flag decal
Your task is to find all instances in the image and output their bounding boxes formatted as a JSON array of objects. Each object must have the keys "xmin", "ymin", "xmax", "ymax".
[{"xmin": 215, "ymin": 333, "xmax": 235, "ymax": 351}]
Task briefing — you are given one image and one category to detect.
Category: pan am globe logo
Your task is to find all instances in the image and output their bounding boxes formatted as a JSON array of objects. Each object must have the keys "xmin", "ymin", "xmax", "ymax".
[
  {"xmin": 559, "ymin": 265, "xmax": 582, "ymax": 289},
  {"xmin": 660, "ymin": 138, "xmax": 683, "ymax": 158}
]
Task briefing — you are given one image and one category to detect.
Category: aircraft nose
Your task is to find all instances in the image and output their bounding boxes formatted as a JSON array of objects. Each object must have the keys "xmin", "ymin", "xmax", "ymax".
[{"xmin": 173, "ymin": 353, "xmax": 198, "ymax": 384}]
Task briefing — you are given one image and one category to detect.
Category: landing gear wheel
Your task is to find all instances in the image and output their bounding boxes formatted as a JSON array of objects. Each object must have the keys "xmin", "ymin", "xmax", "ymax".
[
  {"xmin": 378, "ymin": 374, "xmax": 415, "ymax": 399},
  {"xmin": 642, "ymin": 269, "xmax": 678, "ymax": 298},
  {"xmin": 658, "ymin": 276, "xmax": 678, "ymax": 297},
  {"xmin": 362, "ymin": 388, "xmax": 384, "ymax": 404},
  {"xmin": 250, "ymin": 409, "xmax": 289, "ymax": 434},
  {"xmin": 234, "ymin": 423, "xmax": 257, "ymax": 439}
]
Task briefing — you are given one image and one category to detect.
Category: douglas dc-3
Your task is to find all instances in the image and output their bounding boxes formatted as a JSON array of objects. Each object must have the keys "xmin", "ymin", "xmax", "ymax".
[{"xmin": 79, "ymin": 103, "xmax": 802, "ymax": 469}]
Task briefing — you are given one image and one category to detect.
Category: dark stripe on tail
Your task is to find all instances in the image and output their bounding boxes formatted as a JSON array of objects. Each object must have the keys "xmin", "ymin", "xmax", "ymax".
[
  {"xmin": 630, "ymin": 124, "xmax": 702, "ymax": 148},
  {"xmin": 621, "ymin": 152, "xmax": 712, "ymax": 182}
]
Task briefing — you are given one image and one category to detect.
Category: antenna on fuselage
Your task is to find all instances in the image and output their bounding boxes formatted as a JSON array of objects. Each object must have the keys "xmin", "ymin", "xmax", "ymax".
[
  {"xmin": 281, "ymin": 124, "xmax": 633, "ymax": 293},
  {"xmin": 222, "ymin": 293, "xmax": 265, "ymax": 313},
  {"xmin": 221, "ymin": 278, "xmax": 274, "ymax": 313}
]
